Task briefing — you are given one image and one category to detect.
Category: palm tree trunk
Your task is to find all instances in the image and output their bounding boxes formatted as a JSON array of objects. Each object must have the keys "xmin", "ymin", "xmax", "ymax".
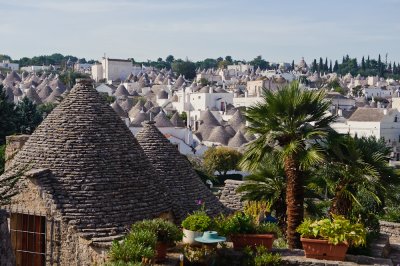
[
  {"xmin": 284, "ymin": 155, "xmax": 304, "ymax": 249},
  {"xmin": 330, "ymin": 180, "xmax": 352, "ymax": 216}
]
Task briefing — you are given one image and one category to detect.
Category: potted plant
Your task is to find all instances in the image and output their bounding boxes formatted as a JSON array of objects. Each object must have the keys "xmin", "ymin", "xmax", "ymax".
[
  {"xmin": 214, "ymin": 212, "xmax": 280, "ymax": 250},
  {"xmin": 131, "ymin": 218, "xmax": 182, "ymax": 262},
  {"xmin": 182, "ymin": 210, "xmax": 212, "ymax": 245},
  {"xmin": 297, "ymin": 215, "xmax": 367, "ymax": 261}
]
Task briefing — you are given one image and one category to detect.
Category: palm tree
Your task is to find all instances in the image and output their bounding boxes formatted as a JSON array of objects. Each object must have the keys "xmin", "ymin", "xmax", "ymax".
[
  {"xmin": 236, "ymin": 164, "xmax": 287, "ymax": 231},
  {"xmin": 320, "ymin": 134, "xmax": 399, "ymax": 216},
  {"xmin": 240, "ymin": 81, "xmax": 335, "ymax": 249}
]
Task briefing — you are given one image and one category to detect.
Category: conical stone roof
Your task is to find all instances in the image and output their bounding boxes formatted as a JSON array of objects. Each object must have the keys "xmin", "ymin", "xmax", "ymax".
[
  {"xmin": 5, "ymin": 84, "xmax": 171, "ymax": 241},
  {"xmin": 3, "ymin": 86, "xmax": 14, "ymax": 102},
  {"xmin": 45, "ymin": 87, "xmax": 64, "ymax": 103},
  {"xmin": 114, "ymin": 84, "xmax": 129, "ymax": 97},
  {"xmin": 170, "ymin": 112, "xmax": 185, "ymax": 127},
  {"xmin": 135, "ymin": 122, "xmax": 227, "ymax": 221},
  {"xmin": 228, "ymin": 130, "xmax": 247, "ymax": 148},
  {"xmin": 130, "ymin": 110, "xmax": 149, "ymax": 127},
  {"xmin": 111, "ymin": 101, "xmax": 128, "ymax": 118},
  {"xmin": 229, "ymin": 110, "xmax": 246, "ymax": 131},
  {"xmin": 38, "ymin": 85, "xmax": 53, "ymax": 100},
  {"xmin": 207, "ymin": 126, "xmax": 230, "ymax": 145},
  {"xmin": 200, "ymin": 109, "xmax": 220, "ymax": 126},
  {"xmin": 118, "ymin": 97, "xmax": 134, "ymax": 112},
  {"xmin": 25, "ymin": 87, "xmax": 42, "ymax": 105},
  {"xmin": 49, "ymin": 78, "xmax": 66, "ymax": 92},
  {"xmin": 154, "ymin": 111, "xmax": 174, "ymax": 127}
]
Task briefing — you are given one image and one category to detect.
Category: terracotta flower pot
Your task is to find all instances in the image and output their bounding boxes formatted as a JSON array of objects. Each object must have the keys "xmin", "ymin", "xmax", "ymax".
[
  {"xmin": 182, "ymin": 229, "xmax": 203, "ymax": 245},
  {"xmin": 155, "ymin": 242, "xmax": 168, "ymax": 262},
  {"xmin": 301, "ymin": 238, "xmax": 349, "ymax": 261},
  {"xmin": 230, "ymin": 234, "xmax": 274, "ymax": 250}
]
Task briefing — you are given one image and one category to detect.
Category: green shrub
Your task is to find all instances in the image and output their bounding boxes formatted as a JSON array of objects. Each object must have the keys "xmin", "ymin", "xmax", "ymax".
[
  {"xmin": 214, "ymin": 212, "xmax": 280, "ymax": 237},
  {"xmin": 243, "ymin": 245, "xmax": 282, "ymax": 266},
  {"xmin": 381, "ymin": 207, "xmax": 400, "ymax": 223},
  {"xmin": 109, "ymin": 229, "xmax": 156, "ymax": 263},
  {"xmin": 297, "ymin": 215, "xmax": 367, "ymax": 247},
  {"xmin": 254, "ymin": 252, "xmax": 281, "ymax": 266},
  {"xmin": 182, "ymin": 211, "xmax": 212, "ymax": 232},
  {"xmin": 131, "ymin": 218, "xmax": 182, "ymax": 244}
]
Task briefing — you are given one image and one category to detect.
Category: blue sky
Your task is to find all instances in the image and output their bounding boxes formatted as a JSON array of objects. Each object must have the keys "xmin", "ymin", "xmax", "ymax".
[{"xmin": 1, "ymin": 0, "xmax": 400, "ymax": 64}]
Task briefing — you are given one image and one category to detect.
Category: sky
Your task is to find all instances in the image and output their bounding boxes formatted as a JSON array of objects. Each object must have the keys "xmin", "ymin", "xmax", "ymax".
[{"xmin": 1, "ymin": 0, "xmax": 400, "ymax": 64}]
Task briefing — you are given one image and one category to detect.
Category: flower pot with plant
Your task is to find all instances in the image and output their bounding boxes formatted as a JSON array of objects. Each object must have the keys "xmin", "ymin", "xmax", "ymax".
[
  {"xmin": 131, "ymin": 218, "xmax": 183, "ymax": 262},
  {"xmin": 182, "ymin": 210, "xmax": 212, "ymax": 245},
  {"xmin": 214, "ymin": 212, "xmax": 280, "ymax": 250},
  {"xmin": 297, "ymin": 215, "xmax": 367, "ymax": 261}
]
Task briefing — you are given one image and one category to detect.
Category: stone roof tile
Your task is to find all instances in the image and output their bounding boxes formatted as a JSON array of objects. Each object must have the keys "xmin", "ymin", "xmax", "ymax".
[
  {"xmin": 4, "ymin": 83, "xmax": 172, "ymax": 240},
  {"xmin": 136, "ymin": 122, "xmax": 228, "ymax": 221}
]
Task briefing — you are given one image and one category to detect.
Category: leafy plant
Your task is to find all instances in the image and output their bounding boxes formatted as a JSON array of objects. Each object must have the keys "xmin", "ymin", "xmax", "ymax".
[
  {"xmin": 214, "ymin": 212, "xmax": 280, "ymax": 237},
  {"xmin": 243, "ymin": 245, "xmax": 282, "ymax": 266},
  {"xmin": 131, "ymin": 218, "xmax": 182, "ymax": 244},
  {"xmin": 109, "ymin": 229, "xmax": 156, "ymax": 263},
  {"xmin": 380, "ymin": 207, "xmax": 400, "ymax": 223},
  {"xmin": 296, "ymin": 215, "xmax": 367, "ymax": 247},
  {"xmin": 183, "ymin": 244, "xmax": 216, "ymax": 264},
  {"xmin": 243, "ymin": 201, "xmax": 272, "ymax": 224},
  {"xmin": 182, "ymin": 210, "xmax": 212, "ymax": 232}
]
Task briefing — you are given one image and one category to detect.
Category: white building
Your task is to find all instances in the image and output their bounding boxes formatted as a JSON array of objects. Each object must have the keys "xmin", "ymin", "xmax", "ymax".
[
  {"xmin": 331, "ymin": 96, "xmax": 400, "ymax": 162},
  {"xmin": 325, "ymin": 92, "xmax": 355, "ymax": 111},
  {"xmin": 95, "ymin": 83, "xmax": 116, "ymax": 96},
  {"xmin": 0, "ymin": 60, "xmax": 19, "ymax": 71},
  {"xmin": 227, "ymin": 63, "xmax": 254, "ymax": 76},
  {"xmin": 20, "ymin": 65, "xmax": 51, "ymax": 73},
  {"xmin": 363, "ymin": 87, "xmax": 393, "ymax": 98},
  {"xmin": 91, "ymin": 58, "xmax": 134, "ymax": 82}
]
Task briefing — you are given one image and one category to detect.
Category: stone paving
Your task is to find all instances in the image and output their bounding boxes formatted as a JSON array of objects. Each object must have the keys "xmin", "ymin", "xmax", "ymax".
[{"xmin": 389, "ymin": 237, "xmax": 400, "ymax": 266}]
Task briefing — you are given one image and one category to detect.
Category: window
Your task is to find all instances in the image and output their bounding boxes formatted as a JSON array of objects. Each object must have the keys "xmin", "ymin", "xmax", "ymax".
[{"xmin": 10, "ymin": 212, "xmax": 46, "ymax": 266}]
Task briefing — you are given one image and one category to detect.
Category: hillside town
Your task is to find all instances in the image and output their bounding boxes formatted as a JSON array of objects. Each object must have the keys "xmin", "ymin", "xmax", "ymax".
[
  {"xmin": 1, "ymin": 53, "xmax": 400, "ymax": 266},
  {"xmin": 2, "ymin": 56, "xmax": 400, "ymax": 162}
]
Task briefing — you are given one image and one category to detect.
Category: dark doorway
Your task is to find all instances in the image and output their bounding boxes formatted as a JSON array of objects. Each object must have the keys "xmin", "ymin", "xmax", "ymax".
[{"xmin": 10, "ymin": 212, "xmax": 46, "ymax": 266}]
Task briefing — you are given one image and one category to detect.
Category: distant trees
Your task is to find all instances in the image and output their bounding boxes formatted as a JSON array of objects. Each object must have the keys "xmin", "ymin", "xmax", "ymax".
[
  {"xmin": 171, "ymin": 60, "xmax": 196, "ymax": 79},
  {"xmin": 250, "ymin": 55, "xmax": 270, "ymax": 70},
  {"xmin": 203, "ymin": 147, "xmax": 242, "ymax": 177},
  {"xmin": 15, "ymin": 97, "xmax": 43, "ymax": 134},
  {"xmin": 0, "ymin": 88, "xmax": 17, "ymax": 145},
  {"xmin": 308, "ymin": 54, "xmax": 400, "ymax": 79},
  {"xmin": 5, "ymin": 53, "xmax": 96, "ymax": 67},
  {"xmin": 0, "ymin": 88, "xmax": 52, "ymax": 145}
]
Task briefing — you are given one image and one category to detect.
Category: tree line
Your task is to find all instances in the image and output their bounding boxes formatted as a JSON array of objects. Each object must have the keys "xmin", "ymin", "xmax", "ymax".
[
  {"xmin": 0, "ymin": 53, "xmax": 97, "ymax": 68},
  {"xmin": 309, "ymin": 54, "xmax": 400, "ymax": 79},
  {"xmin": 2, "ymin": 53, "xmax": 400, "ymax": 80},
  {"xmin": 0, "ymin": 86, "xmax": 56, "ymax": 173}
]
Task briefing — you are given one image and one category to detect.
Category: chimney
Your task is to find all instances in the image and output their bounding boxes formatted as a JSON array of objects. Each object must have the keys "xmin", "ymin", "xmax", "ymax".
[
  {"xmin": 383, "ymin": 109, "xmax": 388, "ymax": 115},
  {"xmin": 337, "ymin": 109, "xmax": 343, "ymax": 117}
]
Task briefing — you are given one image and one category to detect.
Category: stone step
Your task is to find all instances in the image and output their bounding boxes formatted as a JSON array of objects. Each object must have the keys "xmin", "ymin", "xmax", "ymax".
[{"xmin": 370, "ymin": 233, "xmax": 391, "ymax": 258}]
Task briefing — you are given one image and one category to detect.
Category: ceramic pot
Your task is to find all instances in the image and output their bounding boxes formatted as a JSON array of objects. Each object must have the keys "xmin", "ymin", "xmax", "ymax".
[
  {"xmin": 155, "ymin": 242, "xmax": 168, "ymax": 262},
  {"xmin": 301, "ymin": 238, "xmax": 349, "ymax": 261},
  {"xmin": 230, "ymin": 234, "xmax": 274, "ymax": 250},
  {"xmin": 183, "ymin": 229, "xmax": 203, "ymax": 245}
]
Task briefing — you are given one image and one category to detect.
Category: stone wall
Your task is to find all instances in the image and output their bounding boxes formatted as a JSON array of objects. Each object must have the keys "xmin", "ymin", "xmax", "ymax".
[
  {"xmin": 5, "ymin": 135, "xmax": 29, "ymax": 171},
  {"xmin": 219, "ymin": 179, "xmax": 245, "ymax": 211},
  {"xmin": 6, "ymin": 169, "xmax": 108, "ymax": 265},
  {"xmin": 0, "ymin": 210, "xmax": 15, "ymax": 266},
  {"xmin": 380, "ymin": 221, "xmax": 400, "ymax": 238}
]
